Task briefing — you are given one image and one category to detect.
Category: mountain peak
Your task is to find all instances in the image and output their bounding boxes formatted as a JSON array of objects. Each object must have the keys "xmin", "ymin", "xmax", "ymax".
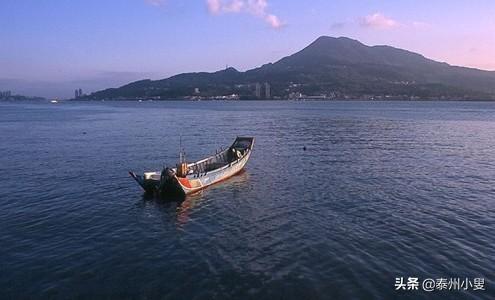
[
  {"xmin": 225, "ymin": 67, "xmax": 239, "ymax": 72},
  {"xmin": 215, "ymin": 67, "xmax": 239, "ymax": 74},
  {"xmin": 279, "ymin": 35, "xmax": 370, "ymax": 66},
  {"xmin": 314, "ymin": 35, "xmax": 360, "ymax": 42},
  {"xmin": 278, "ymin": 35, "xmax": 436, "ymax": 68},
  {"xmin": 309, "ymin": 36, "xmax": 364, "ymax": 48}
]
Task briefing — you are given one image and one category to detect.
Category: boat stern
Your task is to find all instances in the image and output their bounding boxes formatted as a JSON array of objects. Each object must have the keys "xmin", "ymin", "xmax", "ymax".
[{"xmin": 158, "ymin": 168, "xmax": 190, "ymax": 196}]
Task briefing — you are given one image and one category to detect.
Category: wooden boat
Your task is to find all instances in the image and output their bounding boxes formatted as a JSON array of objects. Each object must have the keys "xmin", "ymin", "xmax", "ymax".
[{"xmin": 129, "ymin": 137, "xmax": 254, "ymax": 196}]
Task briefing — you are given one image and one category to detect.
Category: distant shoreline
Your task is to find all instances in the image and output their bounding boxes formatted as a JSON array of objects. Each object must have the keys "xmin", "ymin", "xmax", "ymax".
[
  {"xmin": 72, "ymin": 98, "xmax": 495, "ymax": 103},
  {"xmin": 66, "ymin": 98, "xmax": 495, "ymax": 102},
  {"xmin": 3, "ymin": 98, "xmax": 495, "ymax": 103}
]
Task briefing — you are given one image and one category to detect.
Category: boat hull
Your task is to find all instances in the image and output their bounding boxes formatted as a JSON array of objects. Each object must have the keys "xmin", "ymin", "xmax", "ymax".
[
  {"xmin": 130, "ymin": 137, "xmax": 254, "ymax": 197},
  {"xmin": 172, "ymin": 150, "xmax": 251, "ymax": 195}
]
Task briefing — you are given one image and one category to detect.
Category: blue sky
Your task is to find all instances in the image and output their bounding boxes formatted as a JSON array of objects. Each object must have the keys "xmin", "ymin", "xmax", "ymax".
[{"xmin": 1, "ymin": 0, "xmax": 494, "ymax": 98}]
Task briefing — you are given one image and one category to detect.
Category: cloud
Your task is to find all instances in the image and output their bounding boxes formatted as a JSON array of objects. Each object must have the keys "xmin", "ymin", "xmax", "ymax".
[
  {"xmin": 360, "ymin": 13, "xmax": 400, "ymax": 29},
  {"xmin": 145, "ymin": 0, "xmax": 284, "ymax": 28},
  {"xmin": 330, "ymin": 22, "xmax": 346, "ymax": 30},
  {"xmin": 265, "ymin": 14, "xmax": 283, "ymax": 28},
  {"xmin": 207, "ymin": 0, "xmax": 223, "ymax": 13},
  {"xmin": 225, "ymin": 0, "xmax": 244, "ymax": 12},
  {"xmin": 207, "ymin": 0, "xmax": 284, "ymax": 29},
  {"xmin": 144, "ymin": 0, "xmax": 165, "ymax": 6},
  {"xmin": 330, "ymin": 14, "xmax": 429, "ymax": 33},
  {"xmin": 246, "ymin": 0, "xmax": 267, "ymax": 15}
]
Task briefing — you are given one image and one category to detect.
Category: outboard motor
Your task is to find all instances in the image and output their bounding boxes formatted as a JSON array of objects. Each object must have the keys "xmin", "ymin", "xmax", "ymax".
[
  {"xmin": 158, "ymin": 167, "xmax": 175, "ymax": 193},
  {"xmin": 160, "ymin": 167, "xmax": 175, "ymax": 183},
  {"xmin": 157, "ymin": 167, "xmax": 185, "ymax": 199}
]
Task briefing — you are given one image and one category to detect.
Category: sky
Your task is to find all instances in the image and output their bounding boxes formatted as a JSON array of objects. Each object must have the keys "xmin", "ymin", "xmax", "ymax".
[{"xmin": 1, "ymin": 0, "xmax": 494, "ymax": 98}]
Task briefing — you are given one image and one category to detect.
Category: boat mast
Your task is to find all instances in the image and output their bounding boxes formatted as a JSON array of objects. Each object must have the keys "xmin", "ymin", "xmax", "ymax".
[
  {"xmin": 179, "ymin": 135, "xmax": 186, "ymax": 163},
  {"xmin": 177, "ymin": 135, "xmax": 189, "ymax": 177}
]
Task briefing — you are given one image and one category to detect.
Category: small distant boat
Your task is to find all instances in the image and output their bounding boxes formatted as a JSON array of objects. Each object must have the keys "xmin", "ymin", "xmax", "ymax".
[
  {"xmin": 129, "ymin": 137, "xmax": 254, "ymax": 197},
  {"xmin": 50, "ymin": 100, "xmax": 58, "ymax": 104}
]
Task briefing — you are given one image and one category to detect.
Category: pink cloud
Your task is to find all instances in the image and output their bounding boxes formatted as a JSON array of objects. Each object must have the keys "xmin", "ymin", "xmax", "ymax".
[
  {"xmin": 246, "ymin": 0, "xmax": 267, "ymax": 16},
  {"xmin": 207, "ymin": 0, "xmax": 223, "ymax": 13},
  {"xmin": 361, "ymin": 13, "xmax": 400, "ymax": 29},
  {"xmin": 224, "ymin": 0, "xmax": 244, "ymax": 12},
  {"xmin": 207, "ymin": 0, "xmax": 284, "ymax": 29},
  {"xmin": 333, "ymin": 15, "xmax": 428, "ymax": 32},
  {"xmin": 265, "ymin": 14, "xmax": 282, "ymax": 28}
]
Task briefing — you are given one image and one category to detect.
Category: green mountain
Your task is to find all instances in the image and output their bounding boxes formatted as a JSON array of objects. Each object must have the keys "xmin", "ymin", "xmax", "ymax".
[{"xmin": 85, "ymin": 36, "xmax": 495, "ymax": 100}]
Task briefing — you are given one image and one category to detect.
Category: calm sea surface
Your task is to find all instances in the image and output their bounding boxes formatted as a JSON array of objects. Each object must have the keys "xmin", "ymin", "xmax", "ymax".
[{"xmin": 0, "ymin": 100, "xmax": 494, "ymax": 299}]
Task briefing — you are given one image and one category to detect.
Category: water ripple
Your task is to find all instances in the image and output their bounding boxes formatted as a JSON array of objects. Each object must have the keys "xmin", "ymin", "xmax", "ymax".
[{"xmin": 1, "ymin": 101, "xmax": 494, "ymax": 299}]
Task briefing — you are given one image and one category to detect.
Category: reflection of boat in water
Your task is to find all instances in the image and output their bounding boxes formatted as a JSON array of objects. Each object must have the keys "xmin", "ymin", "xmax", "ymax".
[
  {"xmin": 129, "ymin": 137, "xmax": 254, "ymax": 197},
  {"xmin": 137, "ymin": 171, "xmax": 250, "ymax": 227},
  {"xmin": 175, "ymin": 171, "xmax": 251, "ymax": 225}
]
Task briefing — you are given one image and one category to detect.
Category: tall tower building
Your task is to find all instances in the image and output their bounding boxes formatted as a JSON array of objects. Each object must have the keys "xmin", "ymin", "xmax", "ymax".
[
  {"xmin": 78, "ymin": 88, "xmax": 83, "ymax": 97},
  {"xmin": 255, "ymin": 83, "xmax": 262, "ymax": 98},
  {"xmin": 75, "ymin": 89, "xmax": 79, "ymax": 99},
  {"xmin": 264, "ymin": 82, "xmax": 271, "ymax": 99}
]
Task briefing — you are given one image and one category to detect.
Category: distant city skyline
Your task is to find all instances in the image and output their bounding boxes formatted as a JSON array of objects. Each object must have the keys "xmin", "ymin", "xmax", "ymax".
[{"xmin": 1, "ymin": 0, "xmax": 494, "ymax": 98}]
